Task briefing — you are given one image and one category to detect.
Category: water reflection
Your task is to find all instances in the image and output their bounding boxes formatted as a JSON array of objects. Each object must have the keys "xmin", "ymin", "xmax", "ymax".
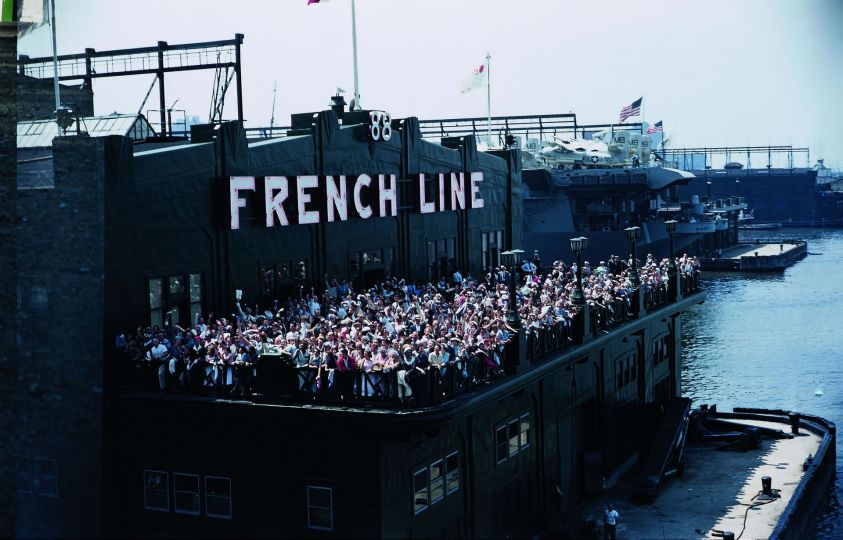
[{"xmin": 680, "ymin": 229, "xmax": 843, "ymax": 538}]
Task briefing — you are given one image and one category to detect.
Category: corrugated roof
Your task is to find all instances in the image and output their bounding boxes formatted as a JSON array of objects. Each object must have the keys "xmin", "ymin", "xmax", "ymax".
[{"xmin": 16, "ymin": 114, "xmax": 156, "ymax": 148}]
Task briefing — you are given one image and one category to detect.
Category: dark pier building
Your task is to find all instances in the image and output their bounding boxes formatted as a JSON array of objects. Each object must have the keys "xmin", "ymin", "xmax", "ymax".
[{"xmin": 16, "ymin": 99, "xmax": 703, "ymax": 538}]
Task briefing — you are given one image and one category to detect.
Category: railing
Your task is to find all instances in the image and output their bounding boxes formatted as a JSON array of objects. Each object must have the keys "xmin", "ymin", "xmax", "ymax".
[
  {"xmin": 590, "ymin": 297, "xmax": 632, "ymax": 335},
  {"xmin": 643, "ymin": 283, "xmax": 669, "ymax": 311},
  {"xmin": 680, "ymin": 271, "xmax": 701, "ymax": 295},
  {"xmin": 121, "ymin": 350, "xmax": 504, "ymax": 408},
  {"xmin": 525, "ymin": 318, "xmax": 574, "ymax": 365}
]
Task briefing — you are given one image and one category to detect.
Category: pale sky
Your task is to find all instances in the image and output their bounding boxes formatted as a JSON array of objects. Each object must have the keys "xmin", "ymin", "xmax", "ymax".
[{"xmin": 18, "ymin": 0, "xmax": 843, "ymax": 168}]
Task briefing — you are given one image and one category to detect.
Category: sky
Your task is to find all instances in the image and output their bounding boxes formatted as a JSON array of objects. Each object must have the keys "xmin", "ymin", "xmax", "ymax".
[{"xmin": 17, "ymin": 0, "xmax": 843, "ymax": 168}]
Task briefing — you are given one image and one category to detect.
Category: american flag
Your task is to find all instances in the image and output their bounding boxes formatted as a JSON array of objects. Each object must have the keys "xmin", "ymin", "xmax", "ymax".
[
  {"xmin": 646, "ymin": 121, "xmax": 663, "ymax": 134},
  {"xmin": 619, "ymin": 97, "xmax": 643, "ymax": 123}
]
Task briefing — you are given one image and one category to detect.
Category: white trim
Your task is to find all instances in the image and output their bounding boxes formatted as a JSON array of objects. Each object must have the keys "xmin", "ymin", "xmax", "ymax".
[
  {"xmin": 173, "ymin": 473, "xmax": 200, "ymax": 516},
  {"xmin": 204, "ymin": 475, "xmax": 232, "ymax": 519},
  {"xmin": 306, "ymin": 485, "xmax": 334, "ymax": 531},
  {"xmin": 143, "ymin": 469, "xmax": 169, "ymax": 512}
]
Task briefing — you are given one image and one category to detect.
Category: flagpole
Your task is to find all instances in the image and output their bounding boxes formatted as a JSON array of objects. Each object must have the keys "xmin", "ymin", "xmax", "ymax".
[
  {"xmin": 49, "ymin": 0, "xmax": 61, "ymax": 114},
  {"xmin": 486, "ymin": 52, "xmax": 491, "ymax": 147},
  {"xmin": 351, "ymin": 0, "xmax": 360, "ymax": 110}
]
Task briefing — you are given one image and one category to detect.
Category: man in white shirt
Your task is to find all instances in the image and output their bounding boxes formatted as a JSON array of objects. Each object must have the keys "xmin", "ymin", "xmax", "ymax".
[
  {"xmin": 147, "ymin": 338, "xmax": 169, "ymax": 391},
  {"xmin": 604, "ymin": 502, "xmax": 619, "ymax": 540}
]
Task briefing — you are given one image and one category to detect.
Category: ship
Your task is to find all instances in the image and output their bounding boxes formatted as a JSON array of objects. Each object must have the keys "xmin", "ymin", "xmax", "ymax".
[{"xmin": 667, "ymin": 146, "xmax": 843, "ymax": 227}]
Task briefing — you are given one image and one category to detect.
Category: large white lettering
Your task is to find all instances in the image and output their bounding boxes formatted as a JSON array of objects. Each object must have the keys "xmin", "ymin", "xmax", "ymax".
[
  {"xmin": 229, "ymin": 176, "xmax": 255, "ymax": 230},
  {"xmin": 354, "ymin": 174, "xmax": 373, "ymax": 219},
  {"xmin": 379, "ymin": 174, "xmax": 397, "ymax": 217},
  {"xmin": 450, "ymin": 173, "xmax": 465, "ymax": 210},
  {"xmin": 264, "ymin": 176, "xmax": 289, "ymax": 227},
  {"xmin": 326, "ymin": 175, "xmax": 348, "ymax": 223},
  {"xmin": 469, "ymin": 172, "xmax": 485, "ymax": 209},
  {"xmin": 228, "ymin": 172, "xmax": 485, "ymax": 229},
  {"xmin": 418, "ymin": 173, "xmax": 435, "ymax": 214},
  {"xmin": 297, "ymin": 175, "xmax": 320, "ymax": 225}
]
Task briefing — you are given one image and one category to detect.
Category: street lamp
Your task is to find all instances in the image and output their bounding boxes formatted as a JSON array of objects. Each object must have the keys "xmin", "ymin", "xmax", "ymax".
[
  {"xmin": 625, "ymin": 226, "xmax": 641, "ymax": 288},
  {"xmin": 706, "ymin": 180, "xmax": 712, "ymax": 203},
  {"xmin": 500, "ymin": 249, "xmax": 524, "ymax": 329},
  {"xmin": 664, "ymin": 220, "xmax": 677, "ymax": 271},
  {"xmin": 569, "ymin": 236, "xmax": 588, "ymax": 307}
]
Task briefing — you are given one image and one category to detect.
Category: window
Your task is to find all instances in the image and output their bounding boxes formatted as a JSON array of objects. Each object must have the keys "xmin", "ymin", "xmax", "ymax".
[
  {"xmin": 519, "ymin": 414, "xmax": 531, "ymax": 449},
  {"xmin": 430, "ymin": 460, "xmax": 445, "ymax": 504},
  {"xmin": 481, "ymin": 230, "xmax": 504, "ymax": 271},
  {"xmin": 445, "ymin": 452, "xmax": 459, "ymax": 494},
  {"xmin": 497, "ymin": 412, "xmax": 531, "ymax": 464},
  {"xmin": 205, "ymin": 476, "xmax": 232, "ymax": 519},
  {"xmin": 144, "ymin": 470, "xmax": 169, "ymax": 512},
  {"xmin": 189, "ymin": 273, "xmax": 202, "ymax": 321},
  {"xmin": 495, "ymin": 425, "xmax": 508, "ymax": 464},
  {"xmin": 33, "ymin": 458, "xmax": 57, "ymax": 497},
  {"xmin": 306, "ymin": 486, "xmax": 333, "ymax": 531},
  {"xmin": 14, "ymin": 455, "xmax": 31, "ymax": 494},
  {"xmin": 413, "ymin": 468, "xmax": 429, "ymax": 515},
  {"xmin": 508, "ymin": 420, "xmax": 520, "ymax": 457},
  {"xmin": 174, "ymin": 473, "xmax": 200, "ymax": 515},
  {"xmin": 427, "ymin": 238, "xmax": 457, "ymax": 281},
  {"xmin": 148, "ymin": 278, "xmax": 163, "ymax": 328}
]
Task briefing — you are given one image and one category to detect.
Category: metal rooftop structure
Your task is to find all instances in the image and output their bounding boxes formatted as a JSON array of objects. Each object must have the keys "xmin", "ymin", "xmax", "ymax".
[
  {"xmin": 17, "ymin": 34, "xmax": 244, "ymax": 138},
  {"xmin": 661, "ymin": 145, "xmax": 811, "ymax": 170}
]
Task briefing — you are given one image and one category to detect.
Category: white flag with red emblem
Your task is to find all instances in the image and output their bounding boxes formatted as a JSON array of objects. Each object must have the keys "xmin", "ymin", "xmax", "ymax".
[{"xmin": 460, "ymin": 63, "xmax": 487, "ymax": 95}]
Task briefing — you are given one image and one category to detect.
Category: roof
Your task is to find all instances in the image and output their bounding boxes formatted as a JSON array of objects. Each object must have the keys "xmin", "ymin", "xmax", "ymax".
[
  {"xmin": 17, "ymin": 113, "xmax": 156, "ymax": 148},
  {"xmin": 646, "ymin": 166, "xmax": 695, "ymax": 190}
]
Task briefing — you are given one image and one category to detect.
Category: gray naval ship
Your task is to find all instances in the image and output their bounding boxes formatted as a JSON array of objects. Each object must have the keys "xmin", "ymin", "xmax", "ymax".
[{"xmin": 418, "ymin": 113, "xmax": 746, "ymax": 266}]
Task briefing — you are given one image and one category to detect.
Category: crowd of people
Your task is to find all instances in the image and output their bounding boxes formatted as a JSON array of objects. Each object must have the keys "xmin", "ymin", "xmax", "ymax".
[{"xmin": 117, "ymin": 252, "xmax": 700, "ymax": 402}]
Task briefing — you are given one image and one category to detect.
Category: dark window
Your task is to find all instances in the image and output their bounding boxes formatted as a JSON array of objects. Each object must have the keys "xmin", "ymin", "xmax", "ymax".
[
  {"xmin": 33, "ymin": 459, "xmax": 57, "ymax": 498},
  {"xmin": 413, "ymin": 468, "xmax": 429, "ymax": 515},
  {"xmin": 445, "ymin": 452, "xmax": 460, "ymax": 494},
  {"xmin": 174, "ymin": 473, "xmax": 200, "ymax": 516},
  {"xmin": 430, "ymin": 460, "xmax": 445, "ymax": 504},
  {"xmin": 307, "ymin": 486, "xmax": 333, "ymax": 530},
  {"xmin": 14, "ymin": 455, "xmax": 31, "ymax": 494},
  {"xmin": 205, "ymin": 476, "xmax": 232, "ymax": 519},
  {"xmin": 495, "ymin": 425, "xmax": 508, "ymax": 463},
  {"xmin": 143, "ymin": 470, "xmax": 169, "ymax": 512},
  {"xmin": 188, "ymin": 273, "xmax": 202, "ymax": 323},
  {"xmin": 383, "ymin": 247, "xmax": 394, "ymax": 279}
]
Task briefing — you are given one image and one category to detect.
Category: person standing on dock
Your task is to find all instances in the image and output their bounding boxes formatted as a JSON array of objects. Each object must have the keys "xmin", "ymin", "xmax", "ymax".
[{"xmin": 604, "ymin": 502, "xmax": 619, "ymax": 540}]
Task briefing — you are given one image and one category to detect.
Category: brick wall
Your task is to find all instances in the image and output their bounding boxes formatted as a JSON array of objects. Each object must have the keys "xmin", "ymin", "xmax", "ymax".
[
  {"xmin": 0, "ymin": 25, "xmax": 17, "ymax": 540},
  {"xmin": 16, "ymin": 73, "xmax": 94, "ymax": 121},
  {"xmin": 15, "ymin": 135, "xmax": 105, "ymax": 537}
]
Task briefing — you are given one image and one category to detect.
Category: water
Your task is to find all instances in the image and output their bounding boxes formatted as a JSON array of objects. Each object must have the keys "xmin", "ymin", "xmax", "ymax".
[{"xmin": 681, "ymin": 229, "xmax": 843, "ymax": 538}]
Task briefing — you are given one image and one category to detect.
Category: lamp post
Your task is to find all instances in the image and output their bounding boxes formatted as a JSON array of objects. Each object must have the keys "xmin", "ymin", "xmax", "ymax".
[
  {"xmin": 625, "ymin": 226, "xmax": 643, "ymax": 316},
  {"xmin": 569, "ymin": 236, "xmax": 588, "ymax": 307},
  {"xmin": 664, "ymin": 220, "xmax": 679, "ymax": 301},
  {"xmin": 706, "ymin": 180, "xmax": 712, "ymax": 203},
  {"xmin": 500, "ymin": 249, "xmax": 524, "ymax": 329},
  {"xmin": 625, "ymin": 226, "xmax": 641, "ymax": 288}
]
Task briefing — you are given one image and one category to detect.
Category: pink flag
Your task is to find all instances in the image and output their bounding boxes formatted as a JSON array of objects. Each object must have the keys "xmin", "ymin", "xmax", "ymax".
[{"xmin": 307, "ymin": 0, "xmax": 320, "ymax": 5}]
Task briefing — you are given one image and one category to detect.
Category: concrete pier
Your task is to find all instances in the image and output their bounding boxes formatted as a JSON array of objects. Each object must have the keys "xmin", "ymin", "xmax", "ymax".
[
  {"xmin": 581, "ymin": 414, "xmax": 826, "ymax": 540},
  {"xmin": 701, "ymin": 240, "xmax": 807, "ymax": 272}
]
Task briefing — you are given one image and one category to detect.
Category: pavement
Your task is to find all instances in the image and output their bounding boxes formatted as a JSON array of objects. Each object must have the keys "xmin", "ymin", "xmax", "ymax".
[
  {"xmin": 581, "ymin": 418, "xmax": 821, "ymax": 540},
  {"xmin": 719, "ymin": 243, "xmax": 799, "ymax": 260}
]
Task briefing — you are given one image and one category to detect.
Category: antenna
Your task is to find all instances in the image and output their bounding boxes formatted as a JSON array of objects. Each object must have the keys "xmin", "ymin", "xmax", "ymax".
[{"xmin": 270, "ymin": 80, "xmax": 277, "ymax": 130}]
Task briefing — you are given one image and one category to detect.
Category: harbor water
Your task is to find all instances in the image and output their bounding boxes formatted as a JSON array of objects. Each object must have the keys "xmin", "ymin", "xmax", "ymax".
[{"xmin": 681, "ymin": 228, "xmax": 843, "ymax": 538}]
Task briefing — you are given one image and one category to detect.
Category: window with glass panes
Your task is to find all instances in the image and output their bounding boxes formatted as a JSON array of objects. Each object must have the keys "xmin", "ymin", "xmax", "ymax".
[
  {"xmin": 306, "ymin": 486, "xmax": 333, "ymax": 530},
  {"xmin": 205, "ymin": 476, "xmax": 232, "ymax": 519},
  {"xmin": 481, "ymin": 230, "xmax": 503, "ymax": 271},
  {"xmin": 426, "ymin": 238, "xmax": 456, "ymax": 281},
  {"xmin": 496, "ymin": 412, "xmax": 531, "ymax": 464},
  {"xmin": 147, "ymin": 272, "xmax": 202, "ymax": 328},
  {"xmin": 174, "ymin": 473, "xmax": 200, "ymax": 515}
]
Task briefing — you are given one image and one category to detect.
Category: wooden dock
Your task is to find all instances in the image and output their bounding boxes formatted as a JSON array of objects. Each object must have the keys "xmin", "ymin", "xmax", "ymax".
[{"xmin": 701, "ymin": 240, "xmax": 807, "ymax": 271}]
